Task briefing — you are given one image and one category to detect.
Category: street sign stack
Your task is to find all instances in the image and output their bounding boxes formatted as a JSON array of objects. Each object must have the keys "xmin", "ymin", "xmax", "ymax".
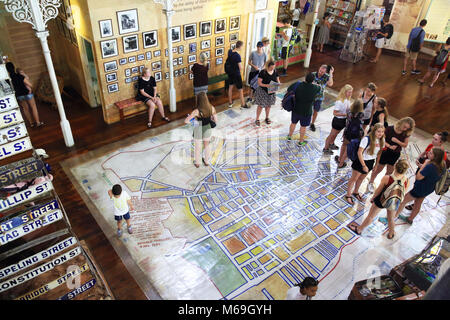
[{"xmin": 0, "ymin": 63, "xmax": 113, "ymax": 300}]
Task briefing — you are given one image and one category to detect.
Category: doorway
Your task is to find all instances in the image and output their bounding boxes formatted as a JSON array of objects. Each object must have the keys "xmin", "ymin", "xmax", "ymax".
[{"xmin": 80, "ymin": 36, "xmax": 100, "ymax": 107}]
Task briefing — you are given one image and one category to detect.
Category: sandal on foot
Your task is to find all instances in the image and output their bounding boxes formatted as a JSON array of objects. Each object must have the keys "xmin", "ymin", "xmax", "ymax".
[
  {"xmin": 202, "ymin": 158, "xmax": 210, "ymax": 166},
  {"xmin": 147, "ymin": 122, "xmax": 152, "ymax": 128},
  {"xmin": 387, "ymin": 233, "xmax": 395, "ymax": 240},
  {"xmin": 255, "ymin": 120, "xmax": 260, "ymax": 126},
  {"xmin": 265, "ymin": 118, "xmax": 271, "ymax": 124},
  {"xmin": 337, "ymin": 163, "xmax": 347, "ymax": 169},
  {"xmin": 193, "ymin": 162, "xmax": 200, "ymax": 168},
  {"xmin": 345, "ymin": 195, "xmax": 354, "ymax": 205},
  {"xmin": 163, "ymin": 117, "xmax": 170, "ymax": 122},
  {"xmin": 30, "ymin": 123, "xmax": 36, "ymax": 128},
  {"xmin": 352, "ymin": 193, "xmax": 363, "ymax": 202},
  {"xmin": 349, "ymin": 224, "xmax": 361, "ymax": 235},
  {"xmin": 399, "ymin": 215, "xmax": 413, "ymax": 225},
  {"xmin": 36, "ymin": 122, "xmax": 44, "ymax": 127}
]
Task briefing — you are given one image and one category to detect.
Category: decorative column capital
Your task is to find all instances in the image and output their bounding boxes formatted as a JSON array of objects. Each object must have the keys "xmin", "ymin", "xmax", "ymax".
[{"xmin": 0, "ymin": 0, "xmax": 61, "ymax": 30}]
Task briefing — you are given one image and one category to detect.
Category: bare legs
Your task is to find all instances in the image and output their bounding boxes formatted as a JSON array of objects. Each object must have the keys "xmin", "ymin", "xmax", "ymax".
[
  {"xmin": 324, "ymin": 128, "xmax": 341, "ymax": 149},
  {"xmin": 194, "ymin": 138, "xmax": 211, "ymax": 166},
  {"xmin": 228, "ymin": 85, "xmax": 245, "ymax": 107},
  {"xmin": 395, "ymin": 192, "xmax": 425, "ymax": 223},
  {"xmin": 371, "ymin": 47, "xmax": 382, "ymax": 63},
  {"xmin": 19, "ymin": 97, "xmax": 41, "ymax": 126},
  {"xmin": 337, "ymin": 140, "xmax": 348, "ymax": 167},
  {"xmin": 147, "ymin": 98, "xmax": 166, "ymax": 126},
  {"xmin": 419, "ymin": 70, "xmax": 441, "ymax": 87},
  {"xmin": 357, "ymin": 204, "xmax": 382, "ymax": 233},
  {"xmin": 346, "ymin": 170, "xmax": 368, "ymax": 198}
]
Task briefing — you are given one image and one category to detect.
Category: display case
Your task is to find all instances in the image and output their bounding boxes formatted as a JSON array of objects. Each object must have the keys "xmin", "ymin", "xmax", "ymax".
[{"xmin": 325, "ymin": 0, "xmax": 357, "ymax": 48}]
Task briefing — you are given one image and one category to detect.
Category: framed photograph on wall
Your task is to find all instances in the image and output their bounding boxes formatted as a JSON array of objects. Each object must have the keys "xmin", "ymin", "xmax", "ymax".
[
  {"xmin": 132, "ymin": 76, "xmax": 139, "ymax": 81},
  {"xmin": 215, "ymin": 18, "xmax": 226, "ymax": 34},
  {"xmin": 104, "ymin": 60, "xmax": 118, "ymax": 72},
  {"xmin": 125, "ymin": 77, "xmax": 132, "ymax": 84},
  {"xmin": 100, "ymin": 39, "xmax": 118, "ymax": 58},
  {"xmin": 107, "ymin": 83, "xmax": 119, "ymax": 93},
  {"xmin": 152, "ymin": 61, "xmax": 162, "ymax": 71},
  {"xmin": 189, "ymin": 73, "xmax": 193, "ymax": 80},
  {"xmin": 189, "ymin": 42, "xmax": 197, "ymax": 54},
  {"xmin": 153, "ymin": 50, "xmax": 161, "ymax": 57},
  {"xmin": 188, "ymin": 54, "xmax": 196, "ymax": 63},
  {"xmin": 99, "ymin": 19, "xmax": 113, "ymax": 38},
  {"xmin": 199, "ymin": 21, "xmax": 212, "ymax": 37},
  {"xmin": 189, "ymin": 64, "xmax": 194, "ymax": 72},
  {"xmin": 184, "ymin": 23, "xmax": 196, "ymax": 40},
  {"xmin": 172, "ymin": 47, "xmax": 178, "ymax": 54},
  {"xmin": 146, "ymin": 51, "xmax": 152, "ymax": 60},
  {"xmin": 165, "ymin": 72, "xmax": 169, "ymax": 80},
  {"xmin": 154, "ymin": 71, "xmax": 162, "ymax": 82},
  {"xmin": 143, "ymin": 30, "xmax": 158, "ymax": 48},
  {"xmin": 216, "ymin": 57, "xmax": 223, "ymax": 65},
  {"xmin": 183, "ymin": 67, "xmax": 187, "ymax": 75},
  {"xmin": 202, "ymin": 50, "xmax": 211, "ymax": 59},
  {"xmin": 125, "ymin": 68, "xmax": 131, "ymax": 77},
  {"xmin": 170, "ymin": 26, "xmax": 181, "ymax": 43},
  {"xmin": 201, "ymin": 39, "xmax": 211, "ymax": 50},
  {"xmin": 128, "ymin": 56, "xmax": 136, "ymax": 63},
  {"xmin": 174, "ymin": 70, "xmax": 179, "ymax": 77},
  {"xmin": 215, "ymin": 48, "xmax": 224, "ymax": 57},
  {"xmin": 229, "ymin": 16, "xmax": 240, "ymax": 31},
  {"xmin": 131, "ymin": 66, "xmax": 138, "ymax": 74},
  {"xmin": 117, "ymin": 9, "xmax": 139, "ymax": 34},
  {"xmin": 119, "ymin": 58, "xmax": 127, "ymax": 65},
  {"xmin": 106, "ymin": 72, "xmax": 117, "ymax": 83},
  {"xmin": 230, "ymin": 43, "xmax": 236, "ymax": 50},
  {"xmin": 215, "ymin": 36, "xmax": 224, "ymax": 47},
  {"xmin": 123, "ymin": 34, "xmax": 139, "ymax": 53},
  {"xmin": 229, "ymin": 33, "xmax": 239, "ymax": 42},
  {"xmin": 139, "ymin": 65, "xmax": 145, "ymax": 73},
  {"xmin": 178, "ymin": 57, "xmax": 183, "ymax": 65},
  {"xmin": 137, "ymin": 54, "xmax": 145, "ymax": 61},
  {"xmin": 178, "ymin": 45, "xmax": 184, "ymax": 54}
]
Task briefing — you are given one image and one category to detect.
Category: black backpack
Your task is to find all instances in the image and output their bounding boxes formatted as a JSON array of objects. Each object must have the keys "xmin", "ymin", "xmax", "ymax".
[
  {"xmin": 385, "ymin": 24, "xmax": 394, "ymax": 39},
  {"xmin": 435, "ymin": 48, "xmax": 449, "ymax": 66},
  {"xmin": 224, "ymin": 52, "xmax": 236, "ymax": 74},
  {"xmin": 410, "ymin": 29, "xmax": 424, "ymax": 52},
  {"xmin": 344, "ymin": 113, "xmax": 364, "ymax": 141}
]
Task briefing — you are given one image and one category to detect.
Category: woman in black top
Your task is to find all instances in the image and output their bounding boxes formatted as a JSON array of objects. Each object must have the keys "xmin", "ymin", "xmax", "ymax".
[
  {"xmin": 190, "ymin": 52, "xmax": 209, "ymax": 109},
  {"xmin": 5, "ymin": 62, "xmax": 43, "ymax": 127},
  {"xmin": 254, "ymin": 60, "xmax": 280, "ymax": 126},
  {"xmin": 369, "ymin": 97, "xmax": 389, "ymax": 128},
  {"xmin": 136, "ymin": 67, "xmax": 170, "ymax": 128}
]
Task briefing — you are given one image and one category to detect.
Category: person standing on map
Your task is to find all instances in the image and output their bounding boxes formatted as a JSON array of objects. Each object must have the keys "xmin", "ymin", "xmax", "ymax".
[
  {"xmin": 286, "ymin": 277, "xmax": 319, "ymax": 300},
  {"xmin": 185, "ymin": 92, "xmax": 218, "ymax": 168},
  {"xmin": 108, "ymin": 184, "xmax": 135, "ymax": 237}
]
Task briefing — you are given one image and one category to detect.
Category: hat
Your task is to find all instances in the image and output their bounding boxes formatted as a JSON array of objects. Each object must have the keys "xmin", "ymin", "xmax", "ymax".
[
  {"xmin": 261, "ymin": 36, "xmax": 270, "ymax": 43},
  {"xmin": 257, "ymin": 41, "xmax": 264, "ymax": 47}
]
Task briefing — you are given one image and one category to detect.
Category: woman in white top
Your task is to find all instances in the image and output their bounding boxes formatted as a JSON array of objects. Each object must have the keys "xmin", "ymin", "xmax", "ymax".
[
  {"xmin": 359, "ymin": 82, "xmax": 377, "ymax": 131},
  {"xmin": 345, "ymin": 123, "xmax": 385, "ymax": 205},
  {"xmin": 323, "ymin": 84, "xmax": 353, "ymax": 154},
  {"xmin": 286, "ymin": 277, "xmax": 318, "ymax": 300},
  {"xmin": 291, "ymin": 3, "xmax": 301, "ymax": 27}
]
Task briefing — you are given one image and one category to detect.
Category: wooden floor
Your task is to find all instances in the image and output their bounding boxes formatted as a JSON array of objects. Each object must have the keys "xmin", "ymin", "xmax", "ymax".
[{"xmin": 7, "ymin": 49, "xmax": 449, "ymax": 300}]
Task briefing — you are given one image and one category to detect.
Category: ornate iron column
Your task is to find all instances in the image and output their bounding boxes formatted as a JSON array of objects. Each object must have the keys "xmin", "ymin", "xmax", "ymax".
[
  {"xmin": 0, "ymin": 0, "xmax": 75, "ymax": 147},
  {"xmin": 304, "ymin": 0, "xmax": 321, "ymax": 68},
  {"xmin": 153, "ymin": 0, "xmax": 178, "ymax": 113}
]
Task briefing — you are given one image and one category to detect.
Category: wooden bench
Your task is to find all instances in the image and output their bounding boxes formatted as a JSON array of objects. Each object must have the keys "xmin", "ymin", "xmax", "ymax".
[
  {"xmin": 207, "ymin": 73, "xmax": 229, "ymax": 95},
  {"xmin": 114, "ymin": 98, "xmax": 146, "ymax": 122}
]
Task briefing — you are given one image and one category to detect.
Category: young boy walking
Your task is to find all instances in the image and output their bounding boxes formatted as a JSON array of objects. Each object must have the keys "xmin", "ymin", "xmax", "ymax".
[{"xmin": 108, "ymin": 184, "xmax": 134, "ymax": 237}]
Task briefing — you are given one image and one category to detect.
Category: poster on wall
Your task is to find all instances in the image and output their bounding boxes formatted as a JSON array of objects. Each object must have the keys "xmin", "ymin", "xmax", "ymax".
[
  {"xmin": 424, "ymin": 0, "xmax": 450, "ymax": 43},
  {"xmin": 384, "ymin": 0, "xmax": 425, "ymax": 52},
  {"xmin": 117, "ymin": 9, "xmax": 139, "ymax": 35}
]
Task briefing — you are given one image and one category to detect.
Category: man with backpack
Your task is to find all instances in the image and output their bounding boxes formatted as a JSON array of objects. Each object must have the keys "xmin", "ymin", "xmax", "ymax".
[
  {"xmin": 418, "ymin": 37, "xmax": 450, "ymax": 87},
  {"xmin": 286, "ymin": 72, "xmax": 320, "ymax": 146},
  {"xmin": 370, "ymin": 16, "xmax": 394, "ymax": 63},
  {"xmin": 279, "ymin": 18, "xmax": 294, "ymax": 77},
  {"xmin": 402, "ymin": 19, "xmax": 427, "ymax": 76},
  {"xmin": 225, "ymin": 40, "xmax": 248, "ymax": 109}
]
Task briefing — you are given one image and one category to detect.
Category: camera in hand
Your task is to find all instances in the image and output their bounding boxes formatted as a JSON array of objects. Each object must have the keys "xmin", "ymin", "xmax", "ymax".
[{"xmin": 326, "ymin": 65, "xmax": 333, "ymax": 73}]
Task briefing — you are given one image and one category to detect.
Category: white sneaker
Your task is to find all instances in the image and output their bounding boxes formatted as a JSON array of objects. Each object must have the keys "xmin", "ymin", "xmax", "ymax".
[
  {"xmin": 228, "ymin": 103, "xmax": 234, "ymax": 108},
  {"xmin": 117, "ymin": 229, "xmax": 122, "ymax": 237},
  {"xmin": 127, "ymin": 226, "xmax": 133, "ymax": 234},
  {"xmin": 367, "ymin": 182, "xmax": 375, "ymax": 193}
]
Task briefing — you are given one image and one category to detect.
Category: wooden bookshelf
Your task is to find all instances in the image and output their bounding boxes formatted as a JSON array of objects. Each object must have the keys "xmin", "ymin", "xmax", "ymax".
[{"xmin": 325, "ymin": 0, "xmax": 357, "ymax": 48}]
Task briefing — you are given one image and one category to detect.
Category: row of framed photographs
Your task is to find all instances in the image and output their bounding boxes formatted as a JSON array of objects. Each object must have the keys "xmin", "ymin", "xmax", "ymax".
[
  {"xmin": 100, "ymin": 32, "xmax": 239, "ymax": 59},
  {"xmin": 99, "ymin": 9, "xmax": 240, "ymax": 38}
]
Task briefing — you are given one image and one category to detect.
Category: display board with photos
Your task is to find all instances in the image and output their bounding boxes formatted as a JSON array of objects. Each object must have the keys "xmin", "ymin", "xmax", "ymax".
[
  {"xmin": 0, "ymin": 63, "xmax": 114, "ymax": 300},
  {"xmin": 97, "ymin": 8, "xmax": 242, "ymax": 89}
]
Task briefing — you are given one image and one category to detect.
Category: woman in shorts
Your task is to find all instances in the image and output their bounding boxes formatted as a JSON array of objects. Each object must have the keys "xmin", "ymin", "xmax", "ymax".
[
  {"xmin": 323, "ymin": 84, "xmax": 353, "ymax": 154},
  {"xmin": 359, "ymin": 82, "xmax": 377, "ymax": 131},
  {"xmin": 418, "ymin": 37, "xmax": 450, "ymax": 88},
  {"xmin": 368, "ymin": 117, "xmax": 415, "ymax": 192},
  {"xmin": 350, "ymin": 159, "xmax": 410, "ymax": 239},
  {"xmin": 345, "ymin": 123, "xmax": 385, "ymax": 205}
]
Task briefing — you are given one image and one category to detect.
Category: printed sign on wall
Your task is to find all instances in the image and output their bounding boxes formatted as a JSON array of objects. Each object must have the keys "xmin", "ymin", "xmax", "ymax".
[{"xmin": 0, "ymin": 137, "xmax": 33, "ymax": 161}]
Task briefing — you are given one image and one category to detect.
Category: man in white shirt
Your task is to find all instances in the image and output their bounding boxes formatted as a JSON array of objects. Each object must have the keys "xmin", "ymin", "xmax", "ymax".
[
  {"xmin": 292, "ymin": 2, "xmax": 301, "ymax": 27},
  {"xmin": 280, "ymin": 18, "xmax": 293, "ymax": 76}
]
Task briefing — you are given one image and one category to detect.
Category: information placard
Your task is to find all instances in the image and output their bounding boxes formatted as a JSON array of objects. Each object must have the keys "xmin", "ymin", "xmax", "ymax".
[
  {"xmin": 0, "ymin": 157, "xmax": 43, "ymax": 187},
  {"xmin": 424, "ymin": 0, "xmax": 450, "ymax": 43},
  {"xmin": 0, "ymin": 95, "xmax": 18, "ymax": 113},
  {"xmin": 0, "ymin": 65, "xmax": 7, "ymax": 81},
  {"xmin": 0, "ymin": 137, "xmax": 32, "ymax": 161},
  {"xmin": 0, "ymin": 180, "xmax": 53, "ymax": 213}
]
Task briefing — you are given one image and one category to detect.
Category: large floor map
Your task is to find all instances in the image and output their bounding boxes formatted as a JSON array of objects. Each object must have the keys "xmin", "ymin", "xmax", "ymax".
[{"xmin": 65, "ymin": 87, "xmax": 448, "ymax": 300}]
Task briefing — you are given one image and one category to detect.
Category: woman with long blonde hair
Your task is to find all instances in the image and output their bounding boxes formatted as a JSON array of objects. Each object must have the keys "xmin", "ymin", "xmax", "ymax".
[
  {"xmin": 395, "ymin": 147, "xmax": 446, "ymax": 224},
  {"xmin": 368, "ymin": 117, "xmax": 415, "ymax": 191},
  {"xmin": 345, "ymin": 123, "xmax": 385, "ymax": 205},
  {"xmin": 185, "ymin": 92, "xmax": 218, "ymax": 167},
  {"xmin": 323, "ymin": 84, "xmax": 353, "ymax": 154}
]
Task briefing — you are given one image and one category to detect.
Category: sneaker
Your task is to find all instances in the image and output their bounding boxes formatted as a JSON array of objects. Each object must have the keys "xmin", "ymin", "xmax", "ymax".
[
  {"xmin": 127, "ymin": 226, "xmax": 133, "ymax": 234},
  {"xmin": 286, "ymin": 135, "xmax": 292, "ymax": 140},
  {"xmin": 246, "ymin": 97, "xmax": 252, "ymax": 104},
  {"xmin": 117, "ymin": 229, "xmax": 122, "ymax": 237},
  {"xmin": 228, "ymin": 103, "xmax": 234, "ymax": 108},
  {"xmin": 329, "ymin": 143, "xmax": 339, "ymax": 150},
  {"xmin": 411, "ymin": 70, "xmax": 421, "ymax": 75},
  {"xmin": 323, "ymin": 148, "xmax": 333, "ymax": 155},
  {"xmin": 298, "ymin": 141, "xmax": 307, "ymax": 146},
  {"xmin": 241, "ymin": 104, "xmax": 250, "ymax": 109},
  {"xmin": 367, "ymin": 182, "xmax": 375, "ymax": 193},
  {"xmin": 405, "ymin": 204, "xmax": 413, "ymax": 210},
  {"xmin": 401, "ymin": 70, "xmax": 407, "ymax": 75},
  {"xmin": 309, "ymin": 123, "xmax": 316, "ymax": 131},
  {"xmin": 334, "ymin": 155, "xmax": 340, "ymax": 164},
  {"xmin": 378, "ymin": 217, "xmax": 388, "ymax": 225}
]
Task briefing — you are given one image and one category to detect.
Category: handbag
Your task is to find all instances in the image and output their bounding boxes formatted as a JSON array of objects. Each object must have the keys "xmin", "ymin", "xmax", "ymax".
[{"xmin": 210, "ymin": 119, "xmax": 216, "ymax": 128}]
